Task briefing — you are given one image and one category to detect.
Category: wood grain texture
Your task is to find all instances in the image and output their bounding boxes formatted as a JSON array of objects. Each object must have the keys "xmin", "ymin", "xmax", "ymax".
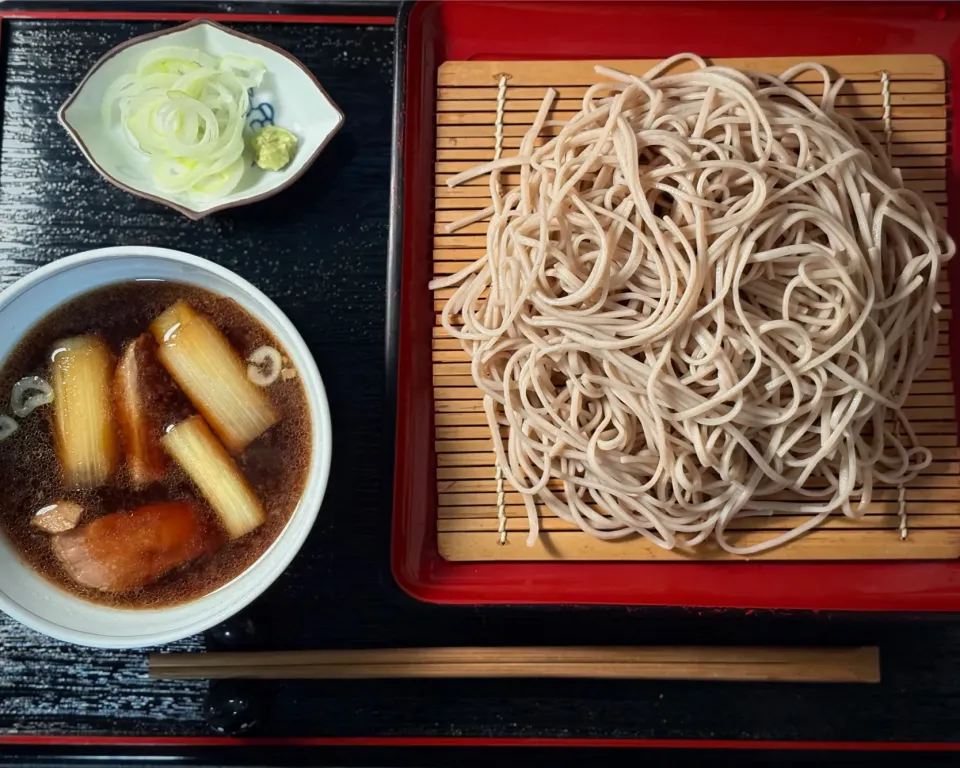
[
  {"xmin": 0, "ymin": 17, "xmax": 394, "ymax": 739},
  {"xmin": 431, "ymin": 56, "xmax": 958, "ymax": 563},
  {"xmin": 4, "ymin": 18, "xmax": 960, "ymax": 752},
  {"xmin": 150, "ymin": 646, "xmax": 881, "ymax": 684}
]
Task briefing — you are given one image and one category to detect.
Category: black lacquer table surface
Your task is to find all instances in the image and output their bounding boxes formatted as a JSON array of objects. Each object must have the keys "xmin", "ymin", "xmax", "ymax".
[{"xmin": 2, "ymin": 6, "xmax": 960, "ymax": 766}]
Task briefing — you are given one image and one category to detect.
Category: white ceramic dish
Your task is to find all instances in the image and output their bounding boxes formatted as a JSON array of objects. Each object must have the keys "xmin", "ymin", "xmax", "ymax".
[
  {"xmin": 0, "ymin": 246, "xmax": 332, "ymax": 648},
  {"xmin": 59, "ymin": 19, "xmax": 344, "ymax": 219}
]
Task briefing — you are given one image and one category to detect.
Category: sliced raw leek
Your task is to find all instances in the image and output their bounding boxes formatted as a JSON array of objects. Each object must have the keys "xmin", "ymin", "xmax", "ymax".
[
  {"xmin": 151, "ymin": 301, "xmax": 278, "ymax": 454},
  {"xmin": 247, "ymin": 345, "xmax": 282, "ymax": 387},
  {"xmin": 50, "ymin": 336, "xmax": 119, "ymax": 489},
  {"xmin": 100, "ymin": 47, "xmax": 266, "ymax": 202},
  {"xmin": 0, "ymin": 415, "xmax": 17, "ymax": 442},
  {"xmin": 161, "ymin": 415, "xmax": 265, "ymax": 539}
]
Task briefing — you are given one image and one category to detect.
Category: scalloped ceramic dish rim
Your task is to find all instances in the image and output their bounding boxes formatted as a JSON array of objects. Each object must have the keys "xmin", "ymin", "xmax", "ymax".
[
  {"xmin": 57, "ymin": 18, "xmax": 345, "ymax": 220},
  {"xmin": 0, "ymin": 247, "xmax": 332, "ymax": 648}
]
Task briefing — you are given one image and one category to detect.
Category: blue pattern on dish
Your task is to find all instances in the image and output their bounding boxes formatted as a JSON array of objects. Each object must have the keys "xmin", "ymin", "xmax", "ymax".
[{"xmin": 246, "ymin": 89, "xmax": 276, "ymax": 131}]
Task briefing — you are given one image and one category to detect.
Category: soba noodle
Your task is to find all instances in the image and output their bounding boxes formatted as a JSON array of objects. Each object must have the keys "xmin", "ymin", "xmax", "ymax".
[{"xmin": 430, "ymin": 54, "xmax": 956, "ymax": 554}]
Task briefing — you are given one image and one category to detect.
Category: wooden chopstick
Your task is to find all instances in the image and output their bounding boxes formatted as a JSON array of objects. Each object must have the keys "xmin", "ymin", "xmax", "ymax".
[{"xmin": 149, "ymin": 646, "xmax": 880, "ymax": 683}]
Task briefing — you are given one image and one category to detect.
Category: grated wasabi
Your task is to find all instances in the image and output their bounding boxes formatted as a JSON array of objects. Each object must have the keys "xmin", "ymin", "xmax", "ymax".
[{"xmin": 250, "ymin": 126, "xmax": 298, "ymax": 171}]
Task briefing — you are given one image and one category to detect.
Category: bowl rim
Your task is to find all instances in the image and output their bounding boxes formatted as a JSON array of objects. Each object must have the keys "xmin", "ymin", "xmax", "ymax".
[
  {"xmin": 58, "ymin": 18, "xmax": 345, "ymax": 221},
  {"xmin": 0, "ymin": 246, "xmax": 333, "ymax": 648}
]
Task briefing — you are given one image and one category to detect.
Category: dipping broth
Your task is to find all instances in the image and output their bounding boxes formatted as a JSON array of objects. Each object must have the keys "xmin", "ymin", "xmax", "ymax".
[{"xmin": 0, "ymin": 281, "xmax": 311, "ymax": 608}]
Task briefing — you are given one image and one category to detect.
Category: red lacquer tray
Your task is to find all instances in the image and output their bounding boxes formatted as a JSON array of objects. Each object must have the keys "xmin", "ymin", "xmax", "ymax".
[{"xmin": 389, "ymin": 0, "xmax": 960, "ymax": 610}]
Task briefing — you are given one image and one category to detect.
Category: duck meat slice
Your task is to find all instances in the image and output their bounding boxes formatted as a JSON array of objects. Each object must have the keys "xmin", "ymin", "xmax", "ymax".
[{"xmin": 52, "ymin": 501, "xmax": 224, "ymax": 592}]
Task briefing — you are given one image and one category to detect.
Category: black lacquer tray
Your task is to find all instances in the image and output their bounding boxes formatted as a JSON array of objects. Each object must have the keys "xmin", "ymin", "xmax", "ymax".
[{"xmin": 1, "ymin": 2, "xmax": 960, "ymax": 765}]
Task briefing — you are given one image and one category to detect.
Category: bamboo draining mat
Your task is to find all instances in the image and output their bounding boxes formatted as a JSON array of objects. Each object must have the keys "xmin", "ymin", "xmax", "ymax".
[{"xmin": 432, "ymin": 55, "xmax": 955, "ymax": 562}]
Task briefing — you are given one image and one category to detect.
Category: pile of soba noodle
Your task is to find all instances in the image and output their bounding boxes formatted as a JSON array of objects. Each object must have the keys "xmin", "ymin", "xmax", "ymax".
[{"xmin": 430, "ymin": 53, "xmax": 956, "ymax": 554}]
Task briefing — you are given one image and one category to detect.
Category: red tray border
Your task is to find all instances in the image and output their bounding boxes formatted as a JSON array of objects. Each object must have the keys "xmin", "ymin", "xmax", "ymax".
[
  {"xmin": 1, "ymin": 735, "xmax": 960, "ymax": 752},
  {"xmin": 0, "ymin": 9, "xmax": 394, "ymax": 24},
  {"xmin": 391, "ymin": 0, "xmax": 960, "ymax": 611}
]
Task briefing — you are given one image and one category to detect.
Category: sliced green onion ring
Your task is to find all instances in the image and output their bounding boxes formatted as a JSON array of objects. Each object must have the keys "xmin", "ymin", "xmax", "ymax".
[
  {"xmin": 11, "ymin": 376, "xmax": 54, "ymax": 418},
  {"xmin": 0, "ymin": 415, "xmax": 17, "ymax": 442},
  {"xmin": 102, "ymin": 47, "xmax": 266, "ymax": 202}
]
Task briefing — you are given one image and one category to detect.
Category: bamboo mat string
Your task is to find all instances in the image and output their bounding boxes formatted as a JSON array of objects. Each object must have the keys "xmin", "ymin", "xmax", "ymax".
[
  {"xmin": 895, "ymin": 421, "xmax": 908, "ymax": 541},
  {"xmin": 880, "ymin": 69, "xmax": 908, "ymax": 541},
  {"xmin": 880, "ymin": 70, "xmax": 893, "ymax": 156},
  {"xmin": 493, "ymin": 72, "xmax": 509, "ymax": 545},
  {"xmin": 899, "ymin": 485, "xmax": 908, "ymax": 541},
  {"xmin": 494, "ymin": 73, "xmax": 508, "ymax": 165},
  {"xmin": 496, "ymin": 461, "xmax": 507, "ymax": 544}
]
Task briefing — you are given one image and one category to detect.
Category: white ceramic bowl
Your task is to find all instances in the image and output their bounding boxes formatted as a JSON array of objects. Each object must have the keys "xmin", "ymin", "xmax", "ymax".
[
  {"xmin": 59, "ymin": 19, "xmax": 344, "ymax": 219},
  {"xmin": 0, "ymin": 247, "xmax": 331, "ymax": 648}
]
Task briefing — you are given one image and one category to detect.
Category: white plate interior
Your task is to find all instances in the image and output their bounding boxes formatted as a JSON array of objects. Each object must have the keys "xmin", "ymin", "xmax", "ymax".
[{"xmin": 60, "ymin": 22, "xmax": 343, "ymax": 215}]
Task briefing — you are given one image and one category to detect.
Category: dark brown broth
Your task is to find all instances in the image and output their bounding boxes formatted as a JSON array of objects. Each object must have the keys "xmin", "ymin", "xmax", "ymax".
[{"xmin": 0, "ymin": 281, "xmax": 311, "ymax": 608}]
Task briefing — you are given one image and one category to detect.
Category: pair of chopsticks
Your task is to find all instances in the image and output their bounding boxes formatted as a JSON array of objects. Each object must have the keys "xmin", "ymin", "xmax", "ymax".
[{"xmin": 149, "ymin": 646, "xmax": 880, "ymax": 683}]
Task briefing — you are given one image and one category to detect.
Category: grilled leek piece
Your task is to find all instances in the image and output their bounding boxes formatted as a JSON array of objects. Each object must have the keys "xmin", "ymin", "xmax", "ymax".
[
  {"xmin": 151, "ymin": 301, "xmax": 278, "ymax": 454},
  {"xmin": 50, "ymin": 336, "xmax": 119, "ymax": 489},
  {"xmin": 161, "ymin": 415, "xmax": 265, "ymax": 539}
]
